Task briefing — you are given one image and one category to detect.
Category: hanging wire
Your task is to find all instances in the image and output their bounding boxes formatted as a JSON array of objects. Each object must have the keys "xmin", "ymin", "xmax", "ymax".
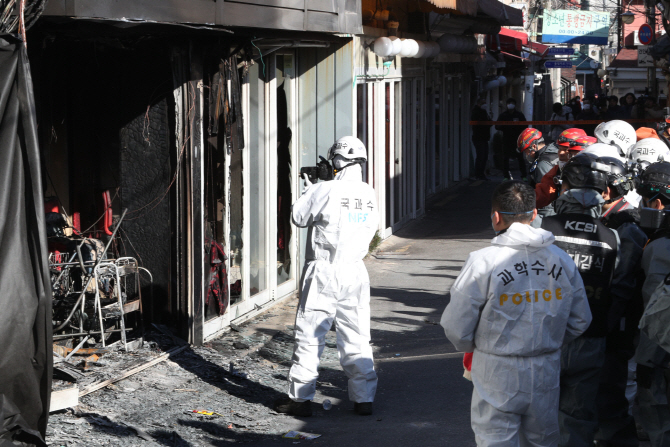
[
  {"xmin": 124, "ymin": 83, "xmax": 196, "ymax": 221},
  {"xmin": 0, "ymin": 0, "xmax": 47, "ymax": 35},
  {"xmin": 18, "ymin": 0, "xmax": 25, "ymax": 43},
  {"xmin": 251, "ymin": 38, "xmax": 265, "ymax": 78}
]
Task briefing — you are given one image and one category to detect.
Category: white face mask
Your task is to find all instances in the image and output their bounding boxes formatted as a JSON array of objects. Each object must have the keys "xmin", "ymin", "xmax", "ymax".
[
  {"xmin": 558, "ymin": 160, "xmax": 567, "ymax": 170},
  {"xmin": 332, "ymin": 155, "xmax": 349, "ymax": 170},
  {"xmin": 480, "ymin": 104, "xmax": 488, "ymax": 111},
  {"xmin": 507, "ymin": 104, "xmax": 515, "ymax": 110}
]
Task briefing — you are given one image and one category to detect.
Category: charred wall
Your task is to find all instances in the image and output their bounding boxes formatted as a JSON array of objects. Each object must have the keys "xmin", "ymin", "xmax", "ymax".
[{"xmin": 119, "ymin": 96, "xmax": 173, "ymax": 323}]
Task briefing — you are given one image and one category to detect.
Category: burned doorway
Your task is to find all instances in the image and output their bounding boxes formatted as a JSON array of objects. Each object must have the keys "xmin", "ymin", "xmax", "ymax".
[{"xmin": 31, "ymin": 31, "xmax": 178, "ymax": 338}]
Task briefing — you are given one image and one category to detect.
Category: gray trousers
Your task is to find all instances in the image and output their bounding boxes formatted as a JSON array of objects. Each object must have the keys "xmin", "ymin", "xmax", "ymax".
[
  {"xmin": 638, "ymin": 367, "xmax": 670, "ymax": 447},
  {"xmin": 594, "ymin": 349, "xmax": 639, "ymax": 446},
  {"xmin": 558, "ymin": 336, "xmax": 607, "ymax": 447}
]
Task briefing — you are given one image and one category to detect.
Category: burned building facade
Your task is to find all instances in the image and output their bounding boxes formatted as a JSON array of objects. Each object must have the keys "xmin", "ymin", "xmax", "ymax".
[{"xmin": 34, "ymin": 1, "xmax": 362, "ymax": 345}]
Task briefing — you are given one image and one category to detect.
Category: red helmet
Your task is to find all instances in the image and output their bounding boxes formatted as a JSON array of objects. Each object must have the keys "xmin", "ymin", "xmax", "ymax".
[
  {"xmin": 517, "ymin": 128, "xmax": 544, "ymax": 153},
  {"xmin": 569, "ymin": 136, "xmax": 597, "ymax": 151},
  {"xmin": 557, "ymin": 128, "xmax": 587, "ymax": 147}
]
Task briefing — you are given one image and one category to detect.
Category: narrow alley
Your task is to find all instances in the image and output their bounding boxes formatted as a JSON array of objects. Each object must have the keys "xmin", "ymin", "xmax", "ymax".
[{"xmin": 5, "ymin": 0, "xmax": 670, "ymax": 445}]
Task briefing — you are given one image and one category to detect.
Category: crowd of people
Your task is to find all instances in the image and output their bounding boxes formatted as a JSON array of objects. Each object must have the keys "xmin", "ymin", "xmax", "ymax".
[
  {"xmin": 562, "ymin": 94, "xmax": 665, "ymax": 122},
  {"xmin": 449, "ymin": 109, "xmax": 670, "ymax": 446},
  {"xmin": 471, "ymin": 95, "xmax": 668, "ymax": 182}
]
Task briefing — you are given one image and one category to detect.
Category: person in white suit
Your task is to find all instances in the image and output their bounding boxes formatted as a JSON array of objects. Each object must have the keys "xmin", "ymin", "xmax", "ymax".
[
  {"xmin": 441, "ymin": 180, "xmax": 591, "ymax": 446},
  {"xmin": 276, "ymin": 136, "xmax": 379, "ymax": 417}
]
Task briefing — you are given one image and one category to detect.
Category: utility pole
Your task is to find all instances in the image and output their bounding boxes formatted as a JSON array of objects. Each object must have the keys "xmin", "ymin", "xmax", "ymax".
[
  {"xmin": 581, "ymin": 0, "xmax": 589, "ymax": 96},
  {"xmin": 618, "ymin": 0, "xmax": 622, "ymax": 51},
  {"xmin": 647, "ymin": 0, "xmax": 658, "ymax": 97},
  {"xmin": 523, "ymin": 0, "xmax": 536, "ymax": 121}
]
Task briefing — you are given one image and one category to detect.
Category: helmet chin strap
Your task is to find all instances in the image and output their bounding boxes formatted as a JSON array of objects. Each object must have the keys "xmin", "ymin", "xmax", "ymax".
[{"xmin": 333, "ymin": 160, "xmax": 365, "ymax": 175}]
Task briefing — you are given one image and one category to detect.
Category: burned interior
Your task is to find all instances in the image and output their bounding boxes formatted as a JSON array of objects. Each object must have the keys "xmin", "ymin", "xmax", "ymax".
[{"xmin": 31, "ymin": 21, "xmax": 254, "ymax": 347}]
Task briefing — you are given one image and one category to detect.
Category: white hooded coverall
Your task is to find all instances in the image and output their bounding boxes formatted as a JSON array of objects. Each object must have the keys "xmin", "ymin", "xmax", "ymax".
[
  {"xmin": 288, "ymin": 164, "xmax": 379, "ymax": 403},
  {"xmin": 441, "ymin": 223, "xmax": 592, "ymax": 447}
]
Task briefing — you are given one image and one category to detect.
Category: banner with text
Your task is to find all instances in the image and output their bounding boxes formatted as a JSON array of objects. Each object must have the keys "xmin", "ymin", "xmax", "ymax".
[{"xmin": 542, "ymin": 10, "xmax": 610, "ymax": 44}]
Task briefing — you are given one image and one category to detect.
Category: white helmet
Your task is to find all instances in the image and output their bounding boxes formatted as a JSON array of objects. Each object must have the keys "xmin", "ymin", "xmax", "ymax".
[
  {"xmin": 582, "ymin": 143, "xmax": 625, "ymax": 162},
  {"xmin": 594, "ymin": 120, "xmax": 636, "ymax": 157},
  {"xmin": 327, "ymin": 136, "xmax": 367, "ymax": 161},
  {"xmin": 629, "ymin": 138, "xmax": 670, "ymax": 166}
]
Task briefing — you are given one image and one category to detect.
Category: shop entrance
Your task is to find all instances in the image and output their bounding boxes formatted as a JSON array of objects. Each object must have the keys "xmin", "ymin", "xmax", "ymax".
[{"xmin": 202, "ymin": 51, "xmax": 297, "ymax": 340}]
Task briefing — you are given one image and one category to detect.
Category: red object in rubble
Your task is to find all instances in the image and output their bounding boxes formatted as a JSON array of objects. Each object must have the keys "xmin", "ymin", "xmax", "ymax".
[
  {"xmin": 72, "ymin": 212, "xmax": 81, "ymax": 234},
  {"xmin": 99, "ymin": 190, "xmax": 113, "ymax": 236}
]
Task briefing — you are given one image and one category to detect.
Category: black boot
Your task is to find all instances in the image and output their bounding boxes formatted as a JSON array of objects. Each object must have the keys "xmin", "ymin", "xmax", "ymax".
[
  {"xmin": 354, "ymin": 402, "xmax": 373, "ymax": 416},
  {"xmin": 274, "ymin": 397, "xmax": 313, "ymax": 417}
]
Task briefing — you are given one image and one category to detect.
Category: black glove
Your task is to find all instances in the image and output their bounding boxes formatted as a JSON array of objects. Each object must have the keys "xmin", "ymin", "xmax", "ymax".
[{"xmin": 637, "ymin": 364, "xmax": 654, "ymax": 389}]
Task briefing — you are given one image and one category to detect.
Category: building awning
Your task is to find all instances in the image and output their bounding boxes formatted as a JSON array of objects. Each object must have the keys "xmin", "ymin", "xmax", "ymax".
[
  {"xmin": 498, "ymin": 28, "xmax": 527, "ymax": 52},
  {"xmin": 41, "ymin": 0, "xmax": 363, "ymax": 34},
  {"xmin": 609, "ymin": 48, "xmax": 639, "ymax": 68},
  {"xmin": 524, "ymin": 41, "xmax": 548, "ymax": 56},
  {"xmin": 485, "ymin": 27, "xmax": 546, "ymax": 58},
  {"xmin": 422, "ymin": 0, "xmax": 478, "ymax": 17},
  {"xmin": 478, "ymin": 0, "xmax": 524, "ymax": 26}
]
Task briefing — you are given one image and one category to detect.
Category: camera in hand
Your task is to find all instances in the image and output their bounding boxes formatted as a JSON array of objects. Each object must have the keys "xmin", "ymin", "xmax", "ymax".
[
  {"xmin": 640, "ymin": 207, "xmax": 670, "ymax": 230},
  {"xmin": 657, "ymin": 107, "xmax": 670, "ymax": 135},
  {"xmin": 300, "ymin": 156, "xmax": 334, "ymax": 183}
]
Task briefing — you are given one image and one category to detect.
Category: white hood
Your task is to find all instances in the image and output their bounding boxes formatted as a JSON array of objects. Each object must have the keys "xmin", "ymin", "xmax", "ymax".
[{"xmin": 492, "ymin": 222, "xmax": 555, "ymax": 250}]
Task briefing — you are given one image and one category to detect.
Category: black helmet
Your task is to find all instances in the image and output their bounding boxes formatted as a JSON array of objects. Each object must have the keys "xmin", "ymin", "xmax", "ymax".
[
  {"xmin": 596, "ymin": 156, "xmax": 635, "ymax": 197},
  {"xmin": 638, "ymin": 162, "xmax": 670, "ymax": 202},
  {"xmin": 561, "ymin": 153, "xmax": 609, "ymax": 193}
]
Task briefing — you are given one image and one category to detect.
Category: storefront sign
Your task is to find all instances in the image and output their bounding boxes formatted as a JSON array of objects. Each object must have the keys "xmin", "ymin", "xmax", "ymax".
[
  {"xmin": 638, "ymin": 45, "xmax": 655, "ymax": 67},
  {"xmin": 541, "ymin": 10, "xmax": 610, "ymax": 45},
  {"xmin": 545, "ymin": 60, "xmax": 573, "ymax": 68},
  {"xmin": 547, "ymin": 47, "xmax": 575, "ymax": 55}
]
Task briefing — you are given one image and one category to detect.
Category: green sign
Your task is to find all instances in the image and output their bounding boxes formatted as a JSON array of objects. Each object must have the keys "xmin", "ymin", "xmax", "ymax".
[{"xmin": 542, "ymin": 10, "xmax": 610, "ymax": 45}]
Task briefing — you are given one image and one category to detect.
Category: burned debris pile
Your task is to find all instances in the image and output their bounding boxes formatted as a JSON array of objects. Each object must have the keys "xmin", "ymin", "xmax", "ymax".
[{"xmin": 47, "ymin": 319, "xmax": 348, "ymax": 445}]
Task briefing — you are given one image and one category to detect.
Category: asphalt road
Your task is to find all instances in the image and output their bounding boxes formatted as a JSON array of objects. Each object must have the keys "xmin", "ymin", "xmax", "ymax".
[{"xmin": 270, "ymin": 178, "xmax": 496, "ymax": 446}]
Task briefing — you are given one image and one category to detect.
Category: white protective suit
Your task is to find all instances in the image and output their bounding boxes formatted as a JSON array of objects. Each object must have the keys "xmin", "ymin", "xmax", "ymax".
[
  {"xmin": 441, "ymin": 222, "xmax": 592, "ymax": 447},
  {"xmin": 288, "ymin": 163, "xmax": 379, "ymax": 403}
]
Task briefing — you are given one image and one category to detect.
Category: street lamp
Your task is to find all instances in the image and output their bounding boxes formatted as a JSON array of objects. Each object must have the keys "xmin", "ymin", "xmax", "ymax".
[{"xmin": 621, "ymin": 10, "xmax": 635, "ymax": 24}]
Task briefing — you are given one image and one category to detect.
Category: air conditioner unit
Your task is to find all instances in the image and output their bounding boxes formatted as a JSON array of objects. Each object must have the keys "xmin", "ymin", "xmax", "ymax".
[{"xmin": 590, "ymin": 49, "xmax": 598, "ymax": 57}]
